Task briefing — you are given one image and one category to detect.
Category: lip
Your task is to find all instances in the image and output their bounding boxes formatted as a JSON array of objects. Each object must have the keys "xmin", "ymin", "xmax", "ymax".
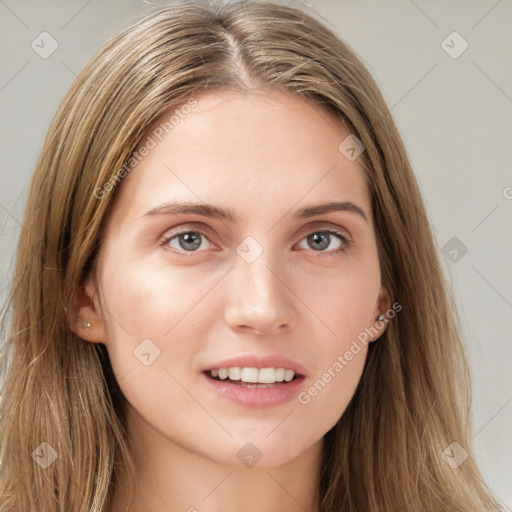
[
  {"xmin": 202, "ymin": 372, "xmax": 306, "ymax": 409},
  {"xmin": 203, "ymin": 354, "xmax": 307, "ymax": 376}
]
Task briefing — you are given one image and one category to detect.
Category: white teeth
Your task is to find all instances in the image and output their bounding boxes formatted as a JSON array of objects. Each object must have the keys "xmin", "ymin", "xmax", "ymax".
[
  {"xmin": 241, "ymin": 367, "xmax": 259, "ymax": 383},
  {"xmin": 258, "ymin": 368, "xmax": 276, "ymax": 383},
  {"xmin": 209, "ymin": 367, "xmax": 297, "ymax": 384},
  {"xmin": 228, "ymin": 367, "xmax": 241, "ymax": 380},
  {"xmin": 284, "ymin": 369, "xmax": 295, "ymax": 382}
]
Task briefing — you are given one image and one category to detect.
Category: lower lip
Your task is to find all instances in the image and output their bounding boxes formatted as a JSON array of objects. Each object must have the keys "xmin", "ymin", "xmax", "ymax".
[{"xmin": 202, "ymin": 372, "xmax": 305, "ymax": 409}]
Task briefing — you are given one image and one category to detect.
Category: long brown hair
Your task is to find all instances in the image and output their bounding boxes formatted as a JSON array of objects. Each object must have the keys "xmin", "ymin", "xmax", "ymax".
[{"xmin": 0, "ymin": 1, "xmax": 504, "ymax": 510}]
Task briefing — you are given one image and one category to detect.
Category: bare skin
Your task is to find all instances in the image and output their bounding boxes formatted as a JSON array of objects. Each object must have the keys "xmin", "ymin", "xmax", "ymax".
[{"xmin": 74, "ymin": 89, "xmax": 390, "ymax": 512}]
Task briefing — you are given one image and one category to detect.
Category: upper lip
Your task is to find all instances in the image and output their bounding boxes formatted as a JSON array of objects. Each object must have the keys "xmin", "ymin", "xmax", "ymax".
[{"xmin": 204, "ymin": 354, "xmax": 307, "ymax": 376}]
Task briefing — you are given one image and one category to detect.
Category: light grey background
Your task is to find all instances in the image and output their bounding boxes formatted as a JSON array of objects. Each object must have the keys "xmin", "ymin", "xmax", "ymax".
[{"xmin": 1, "ymin": 0, "xmax": 511, "ymax": 508}]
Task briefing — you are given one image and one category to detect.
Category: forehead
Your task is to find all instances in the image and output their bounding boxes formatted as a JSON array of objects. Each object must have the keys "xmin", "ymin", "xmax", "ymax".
[{"xmin": 108, "ymin": 90, "xmax": 371, "ymax": 226}]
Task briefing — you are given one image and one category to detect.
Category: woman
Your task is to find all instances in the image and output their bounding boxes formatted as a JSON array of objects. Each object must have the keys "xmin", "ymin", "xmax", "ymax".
[{"xmin": 0, "ymin": 0, "xmax": 503, "ymax": 510}]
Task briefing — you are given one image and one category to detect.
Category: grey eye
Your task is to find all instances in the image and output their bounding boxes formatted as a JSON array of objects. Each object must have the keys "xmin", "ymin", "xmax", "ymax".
[
  {"xmin": 166, "ymin": 231, "xmax": 206, "ymax": 252},
  {"xmin": 299, "ymin": 231, "xmax": 343, "ymax": 252}
]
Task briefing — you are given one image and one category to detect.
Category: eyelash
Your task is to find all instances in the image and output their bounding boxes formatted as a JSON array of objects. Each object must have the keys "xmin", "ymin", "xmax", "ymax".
[{"xmin": 160, "ymin": 226, "xmax": 352, "ymax": 258}]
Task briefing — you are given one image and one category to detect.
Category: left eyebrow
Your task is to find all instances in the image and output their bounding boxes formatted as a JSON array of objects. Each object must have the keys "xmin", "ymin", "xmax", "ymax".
[
  {"xmin": 141, "ymin": 200, "xmax": 368, "ymax": 223},
  {"xmin": 293, "ymin": 201, "xmax": 368, "ymax": 223}
]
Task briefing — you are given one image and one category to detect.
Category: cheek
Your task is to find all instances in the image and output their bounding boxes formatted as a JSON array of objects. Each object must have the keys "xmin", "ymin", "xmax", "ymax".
[
  {"xmin": 298, "ymin": 342, "xmax": 368, "ymax": 430},
  {"xmin": 97, "ymin": 258, "xmax": 219, "ymax": 383},
  {"xmin": 296, "ymin": 261, "xmax": 380, "ymax": 342},
  {"xmin": 292, "ymin": 264, "xmax": 377, "ymax": 419},
  {"xmin": 101, "ymin": 256, "xmax": 220, "ymax": 338},
  {"xmin": 96, "ymin": 260, "xmax": 218, "ymax": 433}
]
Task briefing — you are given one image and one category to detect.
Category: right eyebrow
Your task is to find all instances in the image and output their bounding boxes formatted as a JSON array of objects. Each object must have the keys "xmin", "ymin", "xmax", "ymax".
[{"xmin": 142, "ymin": 202, "xmax": 238, "ymax": 222}]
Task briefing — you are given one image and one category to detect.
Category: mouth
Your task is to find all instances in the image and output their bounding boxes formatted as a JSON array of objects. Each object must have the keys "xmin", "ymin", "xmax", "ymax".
[
  {"xmin": 201, "ymin": 356, "xmax": 307, "ymax": 407},
  {"xmin": 204, "ymin": 367, "xmax": 302, "ymax": 388}
]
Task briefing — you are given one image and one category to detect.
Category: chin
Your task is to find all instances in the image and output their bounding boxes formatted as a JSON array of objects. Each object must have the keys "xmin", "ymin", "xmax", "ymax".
[{"xmin": 217, "ymin": 433, "xmax": 319, "ymax": 470}]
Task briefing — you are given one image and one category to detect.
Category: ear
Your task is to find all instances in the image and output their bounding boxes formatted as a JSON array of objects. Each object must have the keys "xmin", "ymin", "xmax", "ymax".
[
  {"xmin": 369, "ymin": 284, "xmax": 392, "ymax": 342},
  {"xmin": 69, "ymin": 270, "xmax": 109, "ymax": 345}
]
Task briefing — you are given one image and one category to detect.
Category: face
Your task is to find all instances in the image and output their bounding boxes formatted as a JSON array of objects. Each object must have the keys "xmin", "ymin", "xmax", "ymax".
[{"xmin": 78, "ymin": 89, "xmax": 390, "ymax": 468}]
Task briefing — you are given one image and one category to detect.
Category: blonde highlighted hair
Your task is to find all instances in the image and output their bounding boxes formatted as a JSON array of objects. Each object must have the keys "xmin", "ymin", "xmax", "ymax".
[{"xmin": 0, "ymin": 1, "xmax": 503, "ymax": 510}]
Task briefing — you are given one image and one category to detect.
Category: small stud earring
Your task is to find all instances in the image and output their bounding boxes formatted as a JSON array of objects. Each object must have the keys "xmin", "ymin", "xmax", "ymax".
[
  {"xmin": 376, "ymin": 314, "xmax": 385, "ymax": 322},
  {"xmin": 82, "ymin": 321, "xmax": 91, "ymax": 328}
]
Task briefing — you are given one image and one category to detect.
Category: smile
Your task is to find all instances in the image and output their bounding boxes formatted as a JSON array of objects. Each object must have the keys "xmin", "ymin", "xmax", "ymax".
[
  {"xmin": 203, "ymin": 369, "xmax": 305, "ymax": 408},
  {"xmin": 208, "ymin": 366, "xmax": 299, "ymax": 384}
]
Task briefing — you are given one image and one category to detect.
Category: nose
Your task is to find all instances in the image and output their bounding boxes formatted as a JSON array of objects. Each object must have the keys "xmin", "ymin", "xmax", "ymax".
[{"xmin": 224, "ymin": 252, "xmax": 297, "ymax": 335}]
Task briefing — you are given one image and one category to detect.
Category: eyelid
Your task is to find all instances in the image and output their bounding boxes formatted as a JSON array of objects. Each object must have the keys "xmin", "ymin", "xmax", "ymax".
[
  {"xmin": 159, "ymin": 224, "xmax": 216, "ymax": 250},
  {"xmin": 159, "ymin": 222, "xmax": 215, "ymax": 241},
  {"xmin": 296, "ymin": 222, "xmax": 353, "ymax": 242}
]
